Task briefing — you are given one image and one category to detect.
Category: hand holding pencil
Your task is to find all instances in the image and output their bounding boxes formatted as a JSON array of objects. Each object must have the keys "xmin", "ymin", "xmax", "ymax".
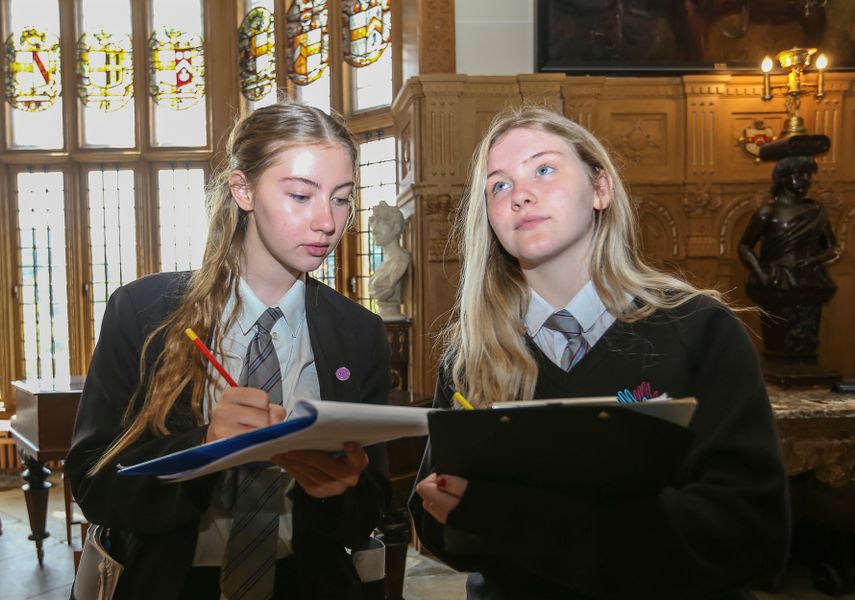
[{"xmin": 184, "ymin": 328, "xmax": 285, "ymax": 442}]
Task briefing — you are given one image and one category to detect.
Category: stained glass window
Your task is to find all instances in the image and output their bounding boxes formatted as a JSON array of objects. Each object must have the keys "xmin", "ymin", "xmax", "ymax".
[
  {"xmin": 4, "ymin": 26, "xmax": 61, "ymax": 112},
  {"xmin": 287, "ymin": 0, "xmax": 329, "ymax": 86},
  {"xmin": 343, "ymin": 0, "xmax": 391, "ymax": 68},
  {"xmin": 238, "ymin": 6, "xmax": 276, "ymax": 102},
  {"xmin": 77, "ymin": 30, "xmax": 133, "ymax": 112},
  {"xmin": 148, "ymin": 27, "xmax": 205, "ymax": 111},
  {"xmin": 77, "ymin": 0, "xmax": 135, "ymax": 147},
  {"xmin": 149, "ymin": 0, "xmax": 206, "ymax": 146}
]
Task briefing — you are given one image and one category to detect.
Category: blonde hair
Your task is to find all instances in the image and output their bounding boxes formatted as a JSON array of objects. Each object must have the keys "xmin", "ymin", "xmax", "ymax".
[
  {"xmin": 443, "ymin": 105, "xmax": 721, "ymax": 407},
  {"xmin": 92, "ymin": 102, "xmax": 358, "ymax": 473}
]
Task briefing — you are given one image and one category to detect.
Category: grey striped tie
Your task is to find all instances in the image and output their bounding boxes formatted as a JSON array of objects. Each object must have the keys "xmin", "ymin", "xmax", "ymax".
[
  {"xmin": 543, "ymin": 309, "xmax": 590, "ymax": 371},
  {"xmin": 221, "ymin": 307, "xmax": 284, "ymax": 599}
]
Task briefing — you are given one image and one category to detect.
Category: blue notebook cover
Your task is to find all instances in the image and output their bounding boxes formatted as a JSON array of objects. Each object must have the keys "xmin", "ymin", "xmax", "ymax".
[{"xmin": 117, "ymin": 414, "xmax": 316, "ymax": 477}]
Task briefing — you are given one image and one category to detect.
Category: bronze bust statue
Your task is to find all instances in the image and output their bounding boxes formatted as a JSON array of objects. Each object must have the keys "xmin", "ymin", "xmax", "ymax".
[{"xmin": 738, "ymin": 152, "xmax": 841, "ymax": 371}]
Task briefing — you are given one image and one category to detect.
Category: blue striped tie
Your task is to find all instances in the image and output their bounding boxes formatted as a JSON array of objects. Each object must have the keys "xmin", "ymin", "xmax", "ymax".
[
  {"xmin": 221, "ymin": 307, "xmax": 284, "ymax": 599},
  {"xmin": 544, "ymin": 309, "xmax": 590, "ymax": 371}
]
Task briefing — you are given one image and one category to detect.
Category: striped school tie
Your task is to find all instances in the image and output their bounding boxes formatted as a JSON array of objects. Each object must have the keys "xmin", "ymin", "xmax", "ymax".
[
  {"xmin": 221, "ymin": 307, "xmax": 285, "ymax": 600},
  {"xmin": 543, "ymin": 309, "xmax": 590, "ymax": 372}
]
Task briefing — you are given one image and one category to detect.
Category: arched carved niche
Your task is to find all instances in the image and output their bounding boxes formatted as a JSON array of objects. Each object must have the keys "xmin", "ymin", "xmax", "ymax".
[
  {"xmin": 718, "ymin": 192, "xmax": 767, "ymax": 258},
  {"xmin": 636, "ymin": 198, "xmax": 683, "ymax": 267}
]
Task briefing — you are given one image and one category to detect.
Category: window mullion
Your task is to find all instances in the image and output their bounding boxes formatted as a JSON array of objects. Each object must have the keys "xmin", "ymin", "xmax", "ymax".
[
  {"xmin": 0, "ymin": 166, "xmax": 19, "ymax": 416},
  {"xmin": 67, "ymin": 163, "xmax": 93, "ymax": 372},
  {"xmin": 132, "ymin": 0, "xmax": 152, "ymax": 153},
  {"xmin": 328, "ymin": 0, "xmax": 345, "ymax": 114},
  {"xmin": 59, "ymin": 0, "xmax": 79, "ymax": 154}
]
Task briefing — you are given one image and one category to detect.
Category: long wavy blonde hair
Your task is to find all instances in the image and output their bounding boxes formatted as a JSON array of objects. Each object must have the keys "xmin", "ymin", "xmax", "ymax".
[
  {"xmin": 442, "ymin": 105, "xmax": 721, "ymax": 407},
  {"xmin": 92, "ymin": 102, "xmax": 358, "ymax": 473}
]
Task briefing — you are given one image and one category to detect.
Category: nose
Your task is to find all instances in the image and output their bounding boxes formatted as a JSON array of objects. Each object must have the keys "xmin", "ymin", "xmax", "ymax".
[
  {"xmin": 311, "ymin": 199, "xmax": 336, "ymax": 235},
  {"xmin": 511, "ymin": 184, "xmax": 534, "ymax": 209}
]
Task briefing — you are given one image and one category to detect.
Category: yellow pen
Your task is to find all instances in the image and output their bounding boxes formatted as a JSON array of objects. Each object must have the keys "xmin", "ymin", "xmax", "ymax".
[{"xmin": 448, "ymin": 386, "xmax": 474, "ymax": 410}]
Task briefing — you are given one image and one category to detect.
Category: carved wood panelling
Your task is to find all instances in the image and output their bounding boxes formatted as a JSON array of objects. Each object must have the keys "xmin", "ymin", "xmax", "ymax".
[
  {"xmin": 720, "ymin": 193, "xmax": 765, "ymax": 258},
  {"xmin": 393, "ymin": 74, "xmax": 855, "ymax": 396},
  {"xmin": 688, "ymin": 100, "xmax": 718, "ymax": 177},
  {"xmin": 399, "ymin": 122, "xmax": 412, "ymax": 184},
  {"xmin": 609, "ymin": 114, "xmax": 667, "ymax": 166},
  {"xmin": 636, "ymin": 197, "xmax": 683, "ymax": 260}
]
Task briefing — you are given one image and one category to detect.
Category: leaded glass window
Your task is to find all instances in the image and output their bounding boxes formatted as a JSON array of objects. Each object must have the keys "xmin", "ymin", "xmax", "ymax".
[
  {"xmin": 77, "ymin": 0, "xmax": 135, "ymax": 147},
  {"xmin": 148, "ymin": 27, "xmax": 205, "ymax": 111},
  {"xmin": 157, "ymin": 165, "xmax": 208, "ymax": 272},
  {"xmin": 4, "ymin": 0, "xmax": 64, "ymax": 149},
  {"xmin": 238, "ymin": 6, "xmax": 276, "ymax": 103},
  {"xmin": 342, "ymin": 0, "xmax": 391, "ymax": 68},
  {"xmin": 77, "ymin": 30, "xmax": 133, "ymax": 112},
  {"xmin": 287, "ymin": 0, "xmax": 329, "ymax": 86},
  {"xmin": 4, "ymin": 26, "xmax": 61, "ymax": 112},
  {"xmin": 355, "ymin": 135, "xmax": 396, "ymax": 309},
  {"xmin": 87, "ymin": 168, "xmax": 137, "ymax": 345},
  {"xmin": 149, "ymin": 0, "xmax": 206, "ymax": 146},
  {"xmin": 16, "ymin": 170, "xmax": 71, "ymax": 380},
  {"xmin": 311, "ymin": 254, "xmax": 337, "ymax": 288}
]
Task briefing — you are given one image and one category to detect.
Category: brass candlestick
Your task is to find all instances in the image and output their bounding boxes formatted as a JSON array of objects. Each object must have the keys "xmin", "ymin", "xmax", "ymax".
[{"xmin": 760, "ymin": 47, "xmax": 828, "ymax": 138}]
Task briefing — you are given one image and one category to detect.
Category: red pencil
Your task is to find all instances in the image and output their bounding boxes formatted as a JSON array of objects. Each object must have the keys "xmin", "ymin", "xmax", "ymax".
[{"xmin": 184, "ymin": 328, "xmax": 237, "ymax": 387}]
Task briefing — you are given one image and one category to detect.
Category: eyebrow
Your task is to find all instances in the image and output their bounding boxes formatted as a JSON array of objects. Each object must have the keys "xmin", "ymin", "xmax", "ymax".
[
  {"xmin": 486, "ymin": 150, "xmax": 564, "ymax": 180},
  {"xmin": 278, "ymin": 176, "xmax": 354, "ymax": 192}
]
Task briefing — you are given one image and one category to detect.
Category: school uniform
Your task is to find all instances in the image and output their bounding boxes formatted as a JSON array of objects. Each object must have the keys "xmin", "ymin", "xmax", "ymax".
[
  {"xmin": 410, "ymin": 291, "xmax": 790, "ymax": 600},
  {"xmin": 66, "ymin": 271, "xmax": 392, "ymax": 600}
]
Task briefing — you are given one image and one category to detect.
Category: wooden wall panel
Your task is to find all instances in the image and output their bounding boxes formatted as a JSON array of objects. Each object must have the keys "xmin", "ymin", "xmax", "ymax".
[{"xmin": 394, "ymin": 74, "xmax": 855, "ymax": 397}]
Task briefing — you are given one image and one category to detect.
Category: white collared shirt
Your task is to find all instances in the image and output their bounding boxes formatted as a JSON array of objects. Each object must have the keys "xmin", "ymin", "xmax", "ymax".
[
  {"xmin": 525, "ymin": 281, "xmax": 617, "ymax": 369},
  {"xmin": 193, "ymin": 277, "xmax": 320, "ymax": 566}
]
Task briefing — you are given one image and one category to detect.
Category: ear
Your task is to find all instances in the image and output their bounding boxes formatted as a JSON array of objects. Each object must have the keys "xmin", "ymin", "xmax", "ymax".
[
  {"xmin": 592, "ymin": 170, "xmax": 612, "ymax": 211},
  {"xmin": 228, "ymin": 170, "xmax": 253, "ymax": 211}
]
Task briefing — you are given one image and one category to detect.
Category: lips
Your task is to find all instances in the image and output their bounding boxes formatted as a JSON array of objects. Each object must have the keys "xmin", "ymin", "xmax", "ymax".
[
  {"xmin": 305, "ymin": 243, "xmax": 329, "ymax": 257},
  {"xmin": 515, "ymin": 216, "xmax": 548, "ymax": 230}
]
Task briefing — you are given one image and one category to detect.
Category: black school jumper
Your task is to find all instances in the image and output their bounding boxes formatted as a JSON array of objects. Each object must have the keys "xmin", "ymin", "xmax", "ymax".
[
  {"xmin": 411, "ymin": 295, "xmax": 790, "ymax": 600},
  {"xmin": 67, "ymin": 272, "xmax": 392, "ymax": 600}
]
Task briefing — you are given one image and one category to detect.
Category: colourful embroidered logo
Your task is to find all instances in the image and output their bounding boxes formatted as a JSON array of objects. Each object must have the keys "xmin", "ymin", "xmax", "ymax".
[{"xmin": 616, "ymin": 380, "xmax": 660, "ymax": 404}]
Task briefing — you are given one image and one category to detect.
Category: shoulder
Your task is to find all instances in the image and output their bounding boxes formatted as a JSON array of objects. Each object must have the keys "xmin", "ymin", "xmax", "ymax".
[
  {"xmin": 647, "ymin": 294, "xmax": 754, "ymax": 356},
  {"xmin": 306, "ymin": 277, "xmax": 385, "ymax": 332},
  {"xmin": 121, "ymin": 271, "xmax": 191, "ymax": 298},
  {"xmin": 109, "ymin": 271, "xmax": 191, "ymax": 322}
]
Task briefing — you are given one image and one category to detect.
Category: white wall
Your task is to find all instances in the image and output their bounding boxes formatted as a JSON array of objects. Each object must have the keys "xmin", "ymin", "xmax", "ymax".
[{"xmin": 455, "ymin": 0, "xmax": 535, "ymax": 75}]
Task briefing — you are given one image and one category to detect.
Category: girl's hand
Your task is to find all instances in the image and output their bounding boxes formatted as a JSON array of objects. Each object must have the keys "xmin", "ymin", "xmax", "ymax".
[
  {"xmin": 206, "ymin": 387, "xmax": 286, "ymax": 442},
  {"xmin": 272, "ymin": 441, "xmax": 369, "ymax": 499},
  {"xmin": 415, "ymin": 472, "xmax": 469, "ymax": 524}
]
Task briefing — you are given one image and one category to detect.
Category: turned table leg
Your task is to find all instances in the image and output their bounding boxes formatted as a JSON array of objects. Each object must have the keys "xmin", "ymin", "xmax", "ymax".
[{"xmin": 21, "ymin": 453, "xmax": 52, "ymax": 566}]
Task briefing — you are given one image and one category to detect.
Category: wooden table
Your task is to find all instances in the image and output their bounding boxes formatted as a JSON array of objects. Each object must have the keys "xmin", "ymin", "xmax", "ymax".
[
  {"xmin": 9, "ymin": 377, "xmax": 84, "ymax": 565},
  {"xmin": 769, "ymin": 385, "xmax": 855, "ymax": 488}
]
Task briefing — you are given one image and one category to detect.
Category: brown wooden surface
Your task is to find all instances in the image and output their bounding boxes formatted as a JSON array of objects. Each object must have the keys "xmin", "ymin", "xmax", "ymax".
[
  {"xmin": 9, "ymin": 377, "xmax": 84, "ymax": 565},
  {"xmin": 392, "ymin": 73, "xmax": 855, "ymax": 400},
  {"xmin": 9, "ymin": 377, "xmax": 84, "ymax": 462}
]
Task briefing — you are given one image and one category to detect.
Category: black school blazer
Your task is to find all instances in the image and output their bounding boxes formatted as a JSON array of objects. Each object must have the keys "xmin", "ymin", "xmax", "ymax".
[{"xmin": 66, "ymin": 272, "xmax": 392, "ymax": 600}]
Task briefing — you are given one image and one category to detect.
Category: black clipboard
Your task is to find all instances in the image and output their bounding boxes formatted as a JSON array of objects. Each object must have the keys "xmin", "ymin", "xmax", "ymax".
[{"xmin": 428, "ymin": 402, "xmax": 695, "ymax": 500}]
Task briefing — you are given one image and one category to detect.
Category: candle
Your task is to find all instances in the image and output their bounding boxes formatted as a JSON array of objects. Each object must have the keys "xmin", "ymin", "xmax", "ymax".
[
  {"xmin": 761, "ymin": 56, "xmax": 773, "ymax": 100},
  {"xmin": 816, "ymin": 53, "xmax": 828, "ymax": 98}
]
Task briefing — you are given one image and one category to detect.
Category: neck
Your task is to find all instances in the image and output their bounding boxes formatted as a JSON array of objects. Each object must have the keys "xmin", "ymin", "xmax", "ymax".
[
  {"xmin": 520, "ymin": 232, "xmax": 594, "ymax": 308},
  {"xmin": 240, "ymin": 256, "xmax": 301, "ymax": 306},
  {"xmin": 381, "ymin": 242, "xmax": 406, "ymax": 257},
  {"xmin": 524, "ymin": 259, "xmax": 590, "ymax": 309}
]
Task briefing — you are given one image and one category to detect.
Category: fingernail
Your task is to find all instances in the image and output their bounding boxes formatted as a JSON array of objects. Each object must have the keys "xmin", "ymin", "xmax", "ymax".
[{"xmin": 437, "ymin": 477, "xmax": 447, "ymax": 489}]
